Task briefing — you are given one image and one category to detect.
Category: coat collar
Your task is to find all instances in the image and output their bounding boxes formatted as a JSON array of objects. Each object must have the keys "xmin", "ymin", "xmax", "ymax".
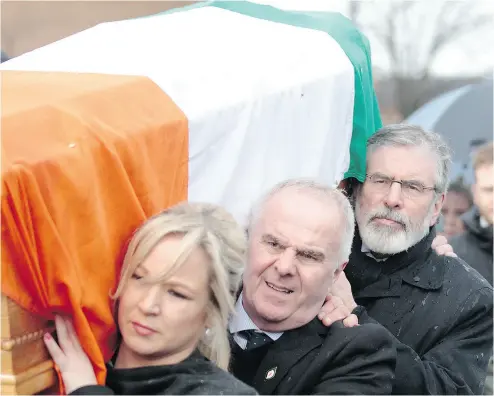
[
  {"xmin": 461, "ymin": 207, "xmax": 493, "ymax": 251},
  {"xmin": 395, "ymin": 227, "xmax": 446, "ymax": 291},
  {"xmin": 348, "ymin": 226, "xmax": 446, "ymax": 298},
  {"xmin": 251, "ymin": 318, "xmax": 325, "ymax": 394}
]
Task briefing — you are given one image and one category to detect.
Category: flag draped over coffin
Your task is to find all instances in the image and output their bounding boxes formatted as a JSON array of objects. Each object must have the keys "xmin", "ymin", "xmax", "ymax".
[{"xmin": 0, "ymin": 0, "xmax": 381, "ymax": 388}]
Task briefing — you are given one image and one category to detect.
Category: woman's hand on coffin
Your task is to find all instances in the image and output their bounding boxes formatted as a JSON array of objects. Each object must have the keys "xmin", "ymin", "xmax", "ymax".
[{"xmin": 44, "ymin": 315, "xmax": 98, "ymax": 393}]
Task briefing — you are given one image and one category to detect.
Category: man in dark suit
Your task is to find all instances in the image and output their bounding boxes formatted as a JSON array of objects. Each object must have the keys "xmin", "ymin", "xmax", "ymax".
[{"xmin": 228, "ymin": 180, "xmax": 396, "ymax": 395}]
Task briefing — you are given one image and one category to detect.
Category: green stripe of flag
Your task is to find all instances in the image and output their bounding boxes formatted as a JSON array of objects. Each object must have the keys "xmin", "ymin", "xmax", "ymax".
[
  {"xmin": 210, "ymin": 1, "xmax": 381, "ymax": 182},
  {"xmin": 137, "ymin": 1, "xmax": 381, "ymax": 181}
]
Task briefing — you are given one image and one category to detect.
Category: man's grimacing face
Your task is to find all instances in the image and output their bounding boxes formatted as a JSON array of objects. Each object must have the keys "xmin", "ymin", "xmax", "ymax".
[{"xmin": 242, "ymin": 189, "xmax": 346, "ymax": 332}]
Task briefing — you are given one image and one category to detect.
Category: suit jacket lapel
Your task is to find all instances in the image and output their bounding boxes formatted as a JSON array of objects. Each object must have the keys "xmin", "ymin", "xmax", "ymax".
[{"xmin": 252, "ymin": 319, "xmax": 323, "ymax": 394}]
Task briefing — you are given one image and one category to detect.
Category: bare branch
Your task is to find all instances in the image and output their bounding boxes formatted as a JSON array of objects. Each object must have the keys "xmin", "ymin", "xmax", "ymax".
[
  {"xmin": 357, "ymin": 0, "xmax": 493, "ymax": 116},
  {"xmin": 348, "ymin": 0, "xmax": 361, "ymax": 24},
  {"xmin": 401, "ymin": 3, "xmax": 420, "ymax": 75},
  {"xmin": 360, "ymin": 0, "xmax": 492, "ymax": 73},
  {"xmin": 428, "ymin": 14, "xmax": 492, "ymax": 64},
  {"xmin": 385, "ymin": 11, "xmax": 398, "ymax": 65}
]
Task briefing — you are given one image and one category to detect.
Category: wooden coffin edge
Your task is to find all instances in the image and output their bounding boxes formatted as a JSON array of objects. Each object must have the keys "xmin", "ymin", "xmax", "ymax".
[{"xmin": 1, "ymin": 295, "xmax": 58, "ymax": 395}]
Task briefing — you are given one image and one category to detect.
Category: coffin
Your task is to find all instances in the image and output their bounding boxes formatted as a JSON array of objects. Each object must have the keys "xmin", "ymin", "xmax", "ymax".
[
  {"xmin": 0, "ymin": 296, "xmax": 57, "ymax": 395},
  {"xmin": 0, "ymin": 2, "xmax": 380, "ymax": 394}
]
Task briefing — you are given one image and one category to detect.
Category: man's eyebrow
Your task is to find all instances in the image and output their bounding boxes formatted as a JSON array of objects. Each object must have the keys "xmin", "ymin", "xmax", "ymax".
[
  {"xmin": 296, "ymin": 248, "xmax": 325, "ymax": 260},
  {"xmin": 262, "ymin": 234, "xmax": 326, "ymax": 259},
  {"xmin": 262, "ymin": 234, "xmax": 285, "ymax": 244},
  {"xmin": 372, "ymin": 172, "xmax": 427, "ymax": 185},
  {"xmin": 371, "ymin": 172, "xmax": 391, "ymax": 178},
  {"xmin": 404, "ymin": 179, "xmax": 426, "ymax": 185}
]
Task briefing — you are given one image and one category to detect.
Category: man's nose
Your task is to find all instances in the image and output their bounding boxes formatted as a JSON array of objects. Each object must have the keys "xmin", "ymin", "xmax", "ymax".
[
  {"xmin": 137, "ymin": 284, "xmax": 161, "ymax": 315},
  {"xmin": 275, "ymin": 248, "xmax": 297, "ymax": 276},
  {"xmin": 384, "ymin": 182, "xmax": 404, "ymax": 209}
]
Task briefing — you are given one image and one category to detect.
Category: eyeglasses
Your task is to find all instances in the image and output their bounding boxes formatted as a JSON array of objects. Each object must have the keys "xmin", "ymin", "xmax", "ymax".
[{"xmin": 365, "ymin": 173, "xmax": 438, "ymax": 199}]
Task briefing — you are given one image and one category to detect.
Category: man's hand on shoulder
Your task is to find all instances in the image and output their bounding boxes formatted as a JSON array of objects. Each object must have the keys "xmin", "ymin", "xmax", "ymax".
[
  {"xmin": 319, "ymin": 272, "xmax": 359, "ymax": 328},
  {"xmin": 318, "ymin": 233, "xmax": 455, "ymax": 329}
]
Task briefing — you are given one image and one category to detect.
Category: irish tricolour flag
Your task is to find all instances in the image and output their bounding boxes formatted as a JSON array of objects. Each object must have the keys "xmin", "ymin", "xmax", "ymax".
[{"xmin": 1, "ymin": 1, "xmax": 380, "ymax": 388}]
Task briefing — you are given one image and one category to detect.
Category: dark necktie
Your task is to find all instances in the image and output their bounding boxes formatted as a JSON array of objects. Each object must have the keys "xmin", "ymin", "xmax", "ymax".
[{"xmin": 240, "ymin": 330, "xmax": 273, "ymax": 350}]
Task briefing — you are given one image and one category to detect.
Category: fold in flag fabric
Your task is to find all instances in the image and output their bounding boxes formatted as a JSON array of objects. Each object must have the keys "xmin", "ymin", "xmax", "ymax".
[
  {"xmin": 1, "ymin": 71, "xmax": 189, "ymax": 388},
  {"xmin": 0, "ymin": 0, "xmax": 381, "ymax": 390}
]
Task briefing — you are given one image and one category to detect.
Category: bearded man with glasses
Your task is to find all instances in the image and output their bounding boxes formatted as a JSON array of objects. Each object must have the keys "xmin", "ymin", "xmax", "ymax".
[
  {"xmin": 319, "ymin": 124, "xmax": 493, "ymax": 395},
  {"xmin": 358, "ymin": 172, "xmax": 440, "ymax": 255}
]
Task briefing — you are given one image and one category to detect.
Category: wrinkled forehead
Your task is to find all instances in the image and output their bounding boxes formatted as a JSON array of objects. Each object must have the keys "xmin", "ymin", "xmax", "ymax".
[
  {"xmin": 367, "ymin": 145, "xmax": 438, "ymax": 183},
  {"xmin": 255, "ymin": 189, "xmax": 344, "ymax": 253}
]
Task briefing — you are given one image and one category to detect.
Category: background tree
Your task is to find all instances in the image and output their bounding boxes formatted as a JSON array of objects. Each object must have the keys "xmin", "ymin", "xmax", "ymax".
[{"xmin": 348, "ymin": 0, "xmax": 493, "ymax": 117}]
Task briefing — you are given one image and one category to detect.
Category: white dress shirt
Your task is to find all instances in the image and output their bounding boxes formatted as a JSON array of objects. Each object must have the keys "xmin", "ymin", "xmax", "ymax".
[
  {"xmin": 361, "ymin": 242, "xmax": 389, "ymax": 262},
  {"xmin": 229, "ymin": 293, "xmax": 283, "ymax": 349}
]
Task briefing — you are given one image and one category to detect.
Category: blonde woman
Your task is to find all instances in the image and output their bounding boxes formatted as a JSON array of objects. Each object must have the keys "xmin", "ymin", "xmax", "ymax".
[{"xmin": 44, "ymin": 202, "xmax": 257, "ymax": 395}]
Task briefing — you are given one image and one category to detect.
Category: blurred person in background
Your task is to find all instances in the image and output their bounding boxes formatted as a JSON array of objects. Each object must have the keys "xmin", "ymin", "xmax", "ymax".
[
  {"xmin": 451, "ymin": 142, "xmax": 493, "ymax": 285},
  {"xmin": 450, "ymin": 141, "xmax": 493, "ymax": 396},
  {"xmin": 439, "ymin": 181, "xmax": 473, "ymax": 238}
]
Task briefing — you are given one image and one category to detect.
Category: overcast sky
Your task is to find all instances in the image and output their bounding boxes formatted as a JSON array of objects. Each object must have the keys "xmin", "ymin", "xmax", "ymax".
[{"xmin": 256, "ymin": 0, "xmax": 494, "ymax": 77}]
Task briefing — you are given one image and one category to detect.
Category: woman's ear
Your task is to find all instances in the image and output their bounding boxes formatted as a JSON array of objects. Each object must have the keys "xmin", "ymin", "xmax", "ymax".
[
  {"xmin": 201, "ymin": 304, "xmax": 217, "ymax": 345},
  {"xmin": 203, "ymin": 327, "xmax": 211, "ymax": 339},
  {"xmin": 204, "ymin": 301, "xmax": 215, "ymax": 330}
]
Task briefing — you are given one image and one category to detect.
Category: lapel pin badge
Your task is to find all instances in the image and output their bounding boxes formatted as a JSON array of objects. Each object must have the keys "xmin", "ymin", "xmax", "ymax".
[{"xmin": 265, "ymin": 366, "xmax": 277, "ymax": 380}]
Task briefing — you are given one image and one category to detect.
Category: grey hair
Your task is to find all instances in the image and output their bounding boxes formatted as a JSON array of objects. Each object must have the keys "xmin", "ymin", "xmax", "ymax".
[
  {"xmin": 247, "ymin": 178, "xmax": 355, "ymax": 264},
  {"xmin": 367, "ymin": 124, "xmax": 452, "ymax": 194},
  {"xmin": 112, "ymin": 201, "xmax": 246, "ymax": 371}
]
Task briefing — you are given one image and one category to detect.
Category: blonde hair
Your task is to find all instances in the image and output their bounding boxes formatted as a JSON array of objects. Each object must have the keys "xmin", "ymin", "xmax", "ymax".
[{"xmin": 112, "ymin": 202, "xmax": 246, "ymax": 370}]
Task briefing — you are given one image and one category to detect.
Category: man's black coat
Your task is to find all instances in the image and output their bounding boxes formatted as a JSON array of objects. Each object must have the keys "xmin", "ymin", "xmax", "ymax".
[
  {"xmin": 230, "ymin": 319, "xmax": 396, "ymax": 394},
  {"xmin": 347, "ymin": 227, "xmax": 493, "ymax": 394}
]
